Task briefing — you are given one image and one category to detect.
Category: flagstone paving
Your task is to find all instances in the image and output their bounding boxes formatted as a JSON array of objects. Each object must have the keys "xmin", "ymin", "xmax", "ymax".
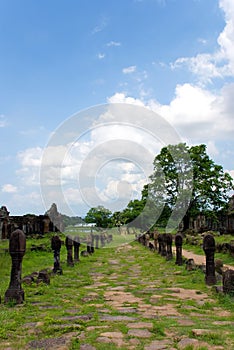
[{"xmin": 1, "ymin": 241, "xmax": 233, "ymax": 349}]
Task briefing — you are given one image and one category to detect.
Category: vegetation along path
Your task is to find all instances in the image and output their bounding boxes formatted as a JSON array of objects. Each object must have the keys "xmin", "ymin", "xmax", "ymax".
[{"xmin": 1, "ymin": 239, "xmax": 234, "ymax": 350}]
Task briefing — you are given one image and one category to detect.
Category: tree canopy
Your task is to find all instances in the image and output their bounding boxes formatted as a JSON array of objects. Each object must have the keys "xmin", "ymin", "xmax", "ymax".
[
  {"xmin": 149, "ymin": 143, "xmax": 234, "ymax": 230},
  {"xmin": 84, "ymin": 205, "xmax": 112, "ymax": 228}
]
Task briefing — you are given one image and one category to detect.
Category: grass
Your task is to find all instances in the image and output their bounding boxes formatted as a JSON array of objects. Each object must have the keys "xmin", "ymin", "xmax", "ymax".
[{"xmin": 0, "ymin": 232, "xmax": 234, "ymax": 349}]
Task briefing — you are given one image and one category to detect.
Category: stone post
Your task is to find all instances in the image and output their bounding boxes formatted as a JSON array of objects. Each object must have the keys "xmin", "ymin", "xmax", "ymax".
[
  {"xmin": 4, "ymin": 229, "xmax": 26, "ymax": 304},
  {"xmin": 203, "ymin": 233, "xmax": 216, "ymax": 285},
  {"xmin": 51, "ymin": 234, "xmax": 62, "ymax": 274},
  {"xmin": 175, "ymin": 233, "xmax": 183, "ymax": 265},
  {"xmin": 166, "ymin": 233, "xmax": 173, "ymax": 260},
  {"xmin": 73, "ymin": 235, "xmax": 80, "ymax": 262},
  {"xmin": 65, "ymin": 236, "xmax": 74, "ymax": 267}
]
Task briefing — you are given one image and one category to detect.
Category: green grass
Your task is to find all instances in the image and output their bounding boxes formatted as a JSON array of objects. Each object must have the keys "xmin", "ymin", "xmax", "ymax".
[{"xmin": 0, "ymin": 232, "xmax": 234, "ymax": 349}]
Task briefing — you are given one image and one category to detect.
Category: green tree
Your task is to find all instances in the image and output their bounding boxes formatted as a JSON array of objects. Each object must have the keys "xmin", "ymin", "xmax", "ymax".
[
  {"xmin": 149, "ymin": 143, "xmax": 234, "ymax": 231},
  {"xmin": 84, "ymin": 206, "xmax": 112, "ymax": 228},
  {"xmin": 112, "ymin": 185, "xmax": 162, "ymax": 231}
]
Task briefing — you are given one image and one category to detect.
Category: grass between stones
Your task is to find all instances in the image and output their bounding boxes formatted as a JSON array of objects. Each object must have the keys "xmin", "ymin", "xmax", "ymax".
[{"xmin": 0, "ymin": 234, "xmax": 233, "ymax": 350}]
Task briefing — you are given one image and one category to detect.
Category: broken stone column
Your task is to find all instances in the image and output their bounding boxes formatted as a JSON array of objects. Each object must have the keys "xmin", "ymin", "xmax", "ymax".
[
  {"xmin": 175, "ymin": 233, "xmax": 183, "ymax": 265},
  {"xmin": 223, "ymin": 269, "xmax": 234, "ymax": 295},
  {"xmin": 73, "ymin": 235, "xmax": 80, "ymax": 262},
  {"xmin": 51, "ymin": 234, "xmax": 62, "ymax": 274},
  {"xmin": 4, "ymin": 229, "xmax": 26, "ymax": 304},
  {"xmin": 203, "ymin": 233, "xmax": 216, "ymax": 285},
  {"xmin": 65, "ymin": 235, "xmax": 74, "ymax": 267}
]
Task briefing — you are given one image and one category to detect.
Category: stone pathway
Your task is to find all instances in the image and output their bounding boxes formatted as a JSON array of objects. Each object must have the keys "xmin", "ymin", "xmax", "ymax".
[
  {"xmin": 2, "ymin": 242, "xmax": 233, "ymax": 350},
  {"xmin": 52, "ymin": 243, "xmax": 232, "ymax": 349}
]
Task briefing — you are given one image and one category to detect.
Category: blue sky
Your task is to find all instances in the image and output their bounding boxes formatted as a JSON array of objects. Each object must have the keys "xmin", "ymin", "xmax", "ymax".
[{"xmin": 0, "ymin": 0, "xmax": 234, "ymax": 216}]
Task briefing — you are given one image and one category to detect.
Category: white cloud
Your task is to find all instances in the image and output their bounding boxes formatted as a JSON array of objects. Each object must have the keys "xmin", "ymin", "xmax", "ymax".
[
  {"xmin": 122, "ymin": 65, "xmax": 136, "ymax": 74},
  {"xmin": 18, "ymin": 147, "xmax": 43, "ymax": 167},
  {"xmin": 2, "ymin": 184, "xmax": 18, "ymax": 193},
  {"xmin": 149, "ymin": 82, "xmax": 234, "ymax": 142},
  {"xmin": 171, "ymin": 0, "xmax": 234, "ymax": 83},
  {"xmin": 97, "ymin": 53, "xmax": 105, "ymax": 59},
  {"xmin": 106, "ymin": 41, "xmax": 121, "ymax": 47},
  {"xmin": 108, "ymin": 92, "xmax": 145, "ymax": 106}
]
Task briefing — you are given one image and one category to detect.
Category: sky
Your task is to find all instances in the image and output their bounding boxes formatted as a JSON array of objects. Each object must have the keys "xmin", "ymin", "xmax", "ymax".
[{"xmin": 0, "ymin": 0, "xmax": 234, "ymax": 218}]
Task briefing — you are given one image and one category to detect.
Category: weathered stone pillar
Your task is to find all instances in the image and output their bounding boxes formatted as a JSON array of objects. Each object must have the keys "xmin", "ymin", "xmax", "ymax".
[
  {"xmin": 175, "ymin": 233, "xmax": 183, "ymax": 265},
  {"xmin": 166, "ymin": 233, "xmax": 173, "ymax": 260},
  {"xmin": 73, "ymin": 236, "xmax": 80, "ymax": 262},
  {"xmin": 4, "ymin": 229, "xmax": 26, "ymax": 304},
  {"xmin": 223, "ymin": 269, "xmax": 234, "ymax": 295},
  {"xmin": 203, "ymin": 233, "xmax": 216, "ymax": 285},
  {"xmin": 51, "ymin": 235, "xmax": 62, "ymax": 274},
  {"xmin": 65, "ymin": 236, "xmax": 74, "ymax": 267}
]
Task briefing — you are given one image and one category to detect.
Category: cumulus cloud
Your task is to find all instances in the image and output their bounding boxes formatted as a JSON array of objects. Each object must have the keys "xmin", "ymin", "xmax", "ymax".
[
  {"xmin": 2, "ymin": 184, "xmax": 18, "ymax": 193},
  {"xmin": 149, "ymin": 82, "xmax": 234, "ymax": 141},
  {"xmin": 18, "ymin": 147, "xmax": 43, "ymax": 167},
  {"xmin": 171, "ymin": 0, "xmax": 234, "ymax": 83}
]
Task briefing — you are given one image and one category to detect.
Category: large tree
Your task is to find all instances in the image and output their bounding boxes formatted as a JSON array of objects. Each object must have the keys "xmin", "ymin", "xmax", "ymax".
[
  {"xmin": 149, "ymin": 143, "xmax": 234, "ymax": 231},
  {"xmin": 84, "ymin": 205, "xmax": 112, "ymax": 228}
]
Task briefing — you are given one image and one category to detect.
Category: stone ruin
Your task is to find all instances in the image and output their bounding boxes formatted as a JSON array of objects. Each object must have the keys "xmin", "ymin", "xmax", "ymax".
[
  {"xmin": 45, "ymin": 203, "xmax": 65, "ymax": 233},
  {"xmin": 0, "ymin": 203, "xmax": 64, "ymax": 239}
]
